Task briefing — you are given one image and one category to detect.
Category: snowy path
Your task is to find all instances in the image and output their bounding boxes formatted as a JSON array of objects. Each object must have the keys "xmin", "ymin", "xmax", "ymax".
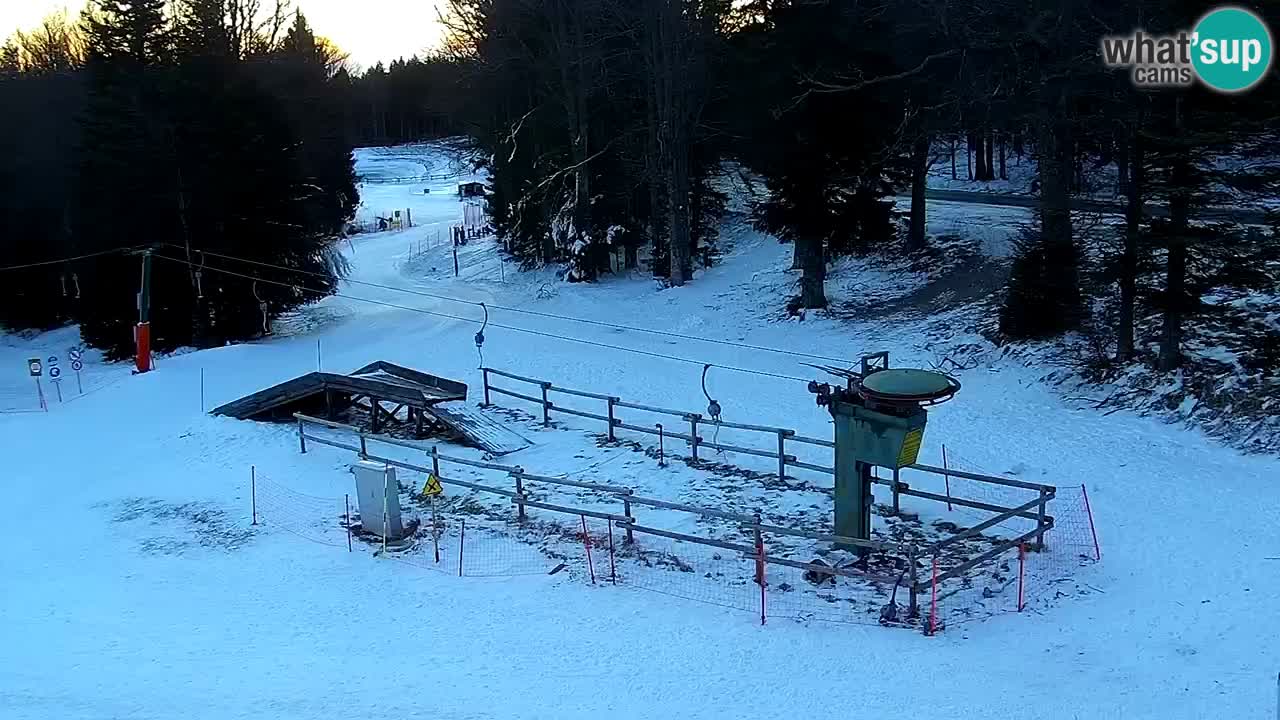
[{"xmin": 3, "ymin": 145, "xmax": 1279, "ymax": 720}]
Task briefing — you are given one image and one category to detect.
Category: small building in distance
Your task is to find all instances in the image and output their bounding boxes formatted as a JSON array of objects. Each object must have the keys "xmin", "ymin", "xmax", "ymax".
[{"xmin": 458, "ymin": 181, "xmax": 485, "ymax": 198}]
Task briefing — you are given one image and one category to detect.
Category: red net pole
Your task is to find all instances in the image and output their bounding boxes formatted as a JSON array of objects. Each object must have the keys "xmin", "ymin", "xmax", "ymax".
[
  {"xmin": 1081, "ymin": 483, "xmax": 1101, "ymax": 560},
  {"xmin": 581, "ymin": 515, "xmax": 595, "ymax": 584},
  {"xmin": 1017, "ymin": 543, "xmax": 1025, "ymax": 612},
  {"xmin": 607, "ymin": 518, "xmax": 617, "ymax": 585}
]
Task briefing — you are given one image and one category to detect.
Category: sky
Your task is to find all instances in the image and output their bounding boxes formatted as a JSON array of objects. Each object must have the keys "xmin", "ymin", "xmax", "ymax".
[{"xmin": 0, "ymin": 0, "xmax": 446, "ymax": 70}]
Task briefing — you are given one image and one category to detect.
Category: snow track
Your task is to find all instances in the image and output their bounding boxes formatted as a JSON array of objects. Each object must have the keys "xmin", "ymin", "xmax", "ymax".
[{"xmin": 3, "ymin": 145, "xmax": 1279, "ymax": 720}]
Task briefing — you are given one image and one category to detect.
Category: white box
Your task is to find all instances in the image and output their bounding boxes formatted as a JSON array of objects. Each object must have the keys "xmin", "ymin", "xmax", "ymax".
[{"xmin": 351, "ymin": 461, "xmax": 403, "ymax": 539}]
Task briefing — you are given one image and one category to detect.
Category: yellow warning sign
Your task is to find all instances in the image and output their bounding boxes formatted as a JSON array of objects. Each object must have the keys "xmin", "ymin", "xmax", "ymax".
[
  {"xmin": 421, "ymin": 473, "xmax": 444, "ymax": 498},
  {"xmin": 897, "ymin": 428, "xmax": 924, "ymax": 467}
]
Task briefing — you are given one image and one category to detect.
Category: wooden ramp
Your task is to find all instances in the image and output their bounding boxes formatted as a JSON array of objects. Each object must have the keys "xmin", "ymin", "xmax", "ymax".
[
  {"xmin": 211, "ymin": 372, "xmax": 331, "ymax": 419},
  {"xmin": 426, "ymin": 401, "xmax": 532, "ymax": 456},
  {"xmin": 211, "ymin": 361, "xmax": 531, "ymax": 456}
]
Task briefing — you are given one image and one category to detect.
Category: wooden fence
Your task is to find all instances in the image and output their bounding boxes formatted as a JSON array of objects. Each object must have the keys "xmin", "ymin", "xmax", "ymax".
[
  {"xmin": 480, "ymin": 366, "xmax": 1056, "ymax": 542},
  {"xmin": 293, "ymin": 404, "xmax": 1060, "ymax": 631}
]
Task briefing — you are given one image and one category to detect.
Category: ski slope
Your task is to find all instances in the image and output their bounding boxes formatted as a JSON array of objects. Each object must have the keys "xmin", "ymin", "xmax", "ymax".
[{"xmin": 3, "ymin": 144, "xmax": 1278, "ymax": 720}]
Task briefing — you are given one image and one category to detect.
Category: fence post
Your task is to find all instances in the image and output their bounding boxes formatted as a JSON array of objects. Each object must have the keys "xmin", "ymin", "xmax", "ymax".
[
  {"xmin": 359, "ymin": 434, "xmax": 368, "ymax": 460},
  {"xmin": 481, "ymin": 368, "xmax": 491, "ymax": 406},
  {"xmin": 250, "ymin": 465, "xmax": 257, "ymax": 525},
  {"xmin": 431, "ymin": 445, "xmax": 441, "ymax": 479},
  {"xmin": 297, "ymin": 417, "xmax": 307, "ymax": 454},
  {"xmin": 458, "ymin": 518, "xmax": 465, "ymax": 577},
  {"xmin": 622, "ymin": 491, "xmax": 634, "ymax": 543},
  {"xmin": 541, "ymin": 382, "xmax": 551, "ymax": 426},
  {"xmin": 656, "ymin": 424, "xmax": 666, "ymax": 467},
  {"xmin": 607, "ymin": 397, "xmax": 617, "ymax": 442},
  {"xmin": 1081, "ymin": 483, "xmax": 1101, "ymax": 561},
  {"xmin": 580, "ymin": 515, "xmax": 596, "ymax": 584},
  {"xmin": 607, "ymin": 518, "xmax": 617, "ymax": 584},
  {"xmin": 514, "ymin": 471, "xmax": 526, "ymax": 521},
  {"xmin": 688, "ymin": 414, "xmax": 700, "ymax": 461},
  {"xmin": 776, "ymin": 430, "xmax": 789, "ymax": 480},
  {"xmin": 1035, "ymin": 486, "xmax": 1048, "ymax": 550},
  {"xmin": 345, "ymin": 494, "xmax": 352, "ymax": 552}
]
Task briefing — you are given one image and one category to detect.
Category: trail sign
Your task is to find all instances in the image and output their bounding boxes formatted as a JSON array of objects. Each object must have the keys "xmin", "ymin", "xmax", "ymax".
[
  {"xmin": 48, "ymin": 355, "xmax": 59, "ymax": 365},
  {"xmin": 49, "ymin": 366, "xmax": 62, "ymax": 379},
  {"xmin": 28, "ymin": 358, "xmax": 42, "ymax": 376},
  {"xmin": 71, "ymin": 360, "xmax": 84, "ymax": 372},
  {"xmin": 422, "ymin": 473, "xmax": 444, "ymax": 497},
  {"xmin": 69, "ymin": 348, "xmax": 83, "ymax": 362}
]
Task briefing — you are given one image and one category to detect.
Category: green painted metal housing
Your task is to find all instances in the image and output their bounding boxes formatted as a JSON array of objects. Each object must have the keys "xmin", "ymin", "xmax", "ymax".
[{"xmin": 831, "ymin": 400, "xmax": 929, "ymax": 542}]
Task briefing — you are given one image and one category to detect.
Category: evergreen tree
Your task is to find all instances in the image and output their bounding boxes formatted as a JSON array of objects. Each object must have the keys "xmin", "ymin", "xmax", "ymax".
[
  {"xmin": 82, "ymin": 0, "xmax": 170, "ymax": 64},
  {"xmin": 733, "ymin": 0, "xmax": 911, "ymax": 310},
  {"xmin": 65, "ymin": 1, "xmax": 355, "ymax": 357}
]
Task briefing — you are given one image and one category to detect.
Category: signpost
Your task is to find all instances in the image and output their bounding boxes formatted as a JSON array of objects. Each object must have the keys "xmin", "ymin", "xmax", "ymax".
[
  {"xmin": 423, "ymin": 473, "xmax": 444, "ymax": 563},
  {"xmin": 27, "ymin": 358, "xmax": 46, "ymax": 411},
  {"xmin": 47, "ymin": 355, "xmax": 63, "ymax": 403},
  {"xmin": 68, "ymin": 348, "xmax": 85, "ymax": 394}
]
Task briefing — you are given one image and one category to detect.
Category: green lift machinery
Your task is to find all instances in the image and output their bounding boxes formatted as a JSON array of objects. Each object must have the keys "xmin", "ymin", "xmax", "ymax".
[{"xmin": 808, "ymin": 352, "xmax": 960, "ymax": 546}]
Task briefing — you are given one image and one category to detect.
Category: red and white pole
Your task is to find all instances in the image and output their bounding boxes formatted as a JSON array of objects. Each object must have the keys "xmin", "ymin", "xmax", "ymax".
[{"xmin": 135, "ymin": 250, "xmax": 153, "ymax": 373}]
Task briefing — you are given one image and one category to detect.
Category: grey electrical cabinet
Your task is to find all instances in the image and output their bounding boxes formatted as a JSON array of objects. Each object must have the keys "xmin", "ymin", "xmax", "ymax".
[{"xmin": 352, "ymin": 461, "xmax": 403, "ymax": 539}]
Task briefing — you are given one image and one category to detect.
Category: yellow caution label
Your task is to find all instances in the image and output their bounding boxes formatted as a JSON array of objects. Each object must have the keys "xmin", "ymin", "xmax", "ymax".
[
  {"xmin": 422, "ymin": 473, "xmax": 444, "ymax": 497},
  {"xmin": 898, "ymin": 429, "xmax": 924, "ymax": 467}
]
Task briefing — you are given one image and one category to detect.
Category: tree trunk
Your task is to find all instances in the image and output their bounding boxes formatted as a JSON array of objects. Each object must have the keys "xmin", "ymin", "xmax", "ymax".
[
  {"xmin": 965, "ymin": 133, "xmax": 973, "ymax": 180},
  {"xmin": 798, "ymin": 235, "xmax": 826, "ymax": 309},
  {"xmin": 998, "ymin": 133, "xmax": 1007, "ymax": 180},
  {"xmin": 1038, "ymin": 105, "xmax": 1080, "ymax": 329},
  {"xmin": 645, "ymin": 52, "xmax": 665, "ymax": 276},
  {"xmin": 1159, "ymin": 101, "xmax": 1189, "ymax": 372},
  {"xmin": 950, "ymin": 137, "xmax": 957, "ymax": 179},
  {"xmin": 1117, "ymin": 118, "xmax": 1143, "ymax": 362},
  {"xmin": 1115, "ymin": 132, "xmax": 1129, "ymax": 198},
  {"xmin": 668, "ymin": 126, "xmax": 691, "ymax": 286},
  {"xmin": 984, "ymin": 130, "xmax": 995, "ymax": 182},
  {"xmin": 907, "ymin": 133, "xmax": 929, "ymax": 251}
]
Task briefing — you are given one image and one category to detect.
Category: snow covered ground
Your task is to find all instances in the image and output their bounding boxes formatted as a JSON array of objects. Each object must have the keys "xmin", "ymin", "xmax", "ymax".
[{"xmin": 4, "ymin": 144, "xmax": 1279, "ymax": 719}]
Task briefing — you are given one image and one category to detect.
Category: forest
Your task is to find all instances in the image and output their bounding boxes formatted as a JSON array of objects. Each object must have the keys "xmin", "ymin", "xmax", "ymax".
[{"xmin": 1, "ymin": 0, "xmax": 1278, "ymax": 437}]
